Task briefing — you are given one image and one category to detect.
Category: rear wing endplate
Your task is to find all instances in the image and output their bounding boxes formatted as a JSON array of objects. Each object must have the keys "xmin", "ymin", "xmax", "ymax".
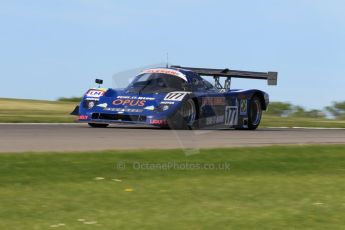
[{"xmin": 171, "ymin": 66, "xmax": 278, "ymax": 86}]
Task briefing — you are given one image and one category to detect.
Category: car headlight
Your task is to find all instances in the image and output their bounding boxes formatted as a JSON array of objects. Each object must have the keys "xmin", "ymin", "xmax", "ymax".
[
  {"xmin": 88, "ymin": 101, "xmax": 95, "ymax": 109},
  {"xmin": 156, "ymin": 104, "xmax": 171, "ymax": 112},
  {"xmin": 83, "ymin": 100, "xmax": 96, "ymax": 109},
  {"xmin": 161, "ymin": 105, "xmax": 170, "ymax": 111}
]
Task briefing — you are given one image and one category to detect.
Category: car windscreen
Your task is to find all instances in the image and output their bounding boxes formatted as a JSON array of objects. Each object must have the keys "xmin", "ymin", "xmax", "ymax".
[{"xmin": 126, "ymin": 73, "xmax": 187, "ymax": 93}]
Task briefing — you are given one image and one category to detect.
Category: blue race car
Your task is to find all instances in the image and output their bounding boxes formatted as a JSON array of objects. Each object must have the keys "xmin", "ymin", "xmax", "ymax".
[{"xmin": 71, "ymin": 66, "xmax": 278, "ymax": 130}]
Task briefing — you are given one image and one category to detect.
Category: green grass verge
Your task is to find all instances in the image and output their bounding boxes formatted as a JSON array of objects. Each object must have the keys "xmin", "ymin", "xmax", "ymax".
[
  {"xmin": 261, "ymin": 115, "xmax": 345, "ymax": 128},
  {"xmin": 1, "ymin": 145, "xmax": 345, "ymax": 229},
  {"xmin": 0, "ymin": 98, "xmax": 76, "ymax": 123},
  {"xmin": 1, "ymin": 98, "xmax": 345, "ymax": 127}
]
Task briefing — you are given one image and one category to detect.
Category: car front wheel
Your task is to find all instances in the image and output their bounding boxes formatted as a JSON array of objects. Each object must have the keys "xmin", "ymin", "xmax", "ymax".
[{"xmin": 168, "ymin": 99, "xmax": 197, "ymax": 130}]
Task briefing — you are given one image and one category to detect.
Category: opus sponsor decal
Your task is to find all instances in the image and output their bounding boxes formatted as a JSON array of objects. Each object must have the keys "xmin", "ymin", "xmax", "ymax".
[{"xmin": 112, "ymin": 99, "xmax": 146, "ymax": 107}]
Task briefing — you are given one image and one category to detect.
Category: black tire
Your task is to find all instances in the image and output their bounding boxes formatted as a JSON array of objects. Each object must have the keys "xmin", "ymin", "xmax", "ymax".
[
  {"xmin": 88, "ymin": 123, "xmax": 109, "ymax": 128},
  {"xmin": 248, "ymin": 96, "xmax": 262, "ymax": 130},
  {"xmin": 168, "ymin": 99, "xmax": 197, "ymax": 130}
]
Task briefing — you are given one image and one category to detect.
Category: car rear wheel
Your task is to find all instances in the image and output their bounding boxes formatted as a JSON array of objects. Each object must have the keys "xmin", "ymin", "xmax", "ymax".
[
  {"xmin": 168, "ymin": 99, "xmax": 197, "ymax": 130},
  {"xmin": 88, "ymin": 123, "xmax": 109, "ymax": 128},
  {"xmin": 248, "ymin": 96, "xmax": 262, "ymax": 130}
]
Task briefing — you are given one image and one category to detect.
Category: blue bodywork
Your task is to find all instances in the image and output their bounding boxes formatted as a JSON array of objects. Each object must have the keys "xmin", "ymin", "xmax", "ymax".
[{"xmin": 74, "ymin": 67, "xmax": 270, "ymax": 129}]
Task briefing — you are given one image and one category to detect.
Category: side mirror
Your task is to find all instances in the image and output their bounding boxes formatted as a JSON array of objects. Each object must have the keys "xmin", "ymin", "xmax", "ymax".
[{"xmin": 95, "ymin": 79, "xmax": 103, "ymax": 88}]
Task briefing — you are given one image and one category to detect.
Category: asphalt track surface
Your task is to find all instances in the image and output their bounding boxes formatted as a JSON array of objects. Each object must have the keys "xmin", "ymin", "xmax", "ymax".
[{"xmin": 0, "ymin": 124, "xmax": 344, "ymax": 153}]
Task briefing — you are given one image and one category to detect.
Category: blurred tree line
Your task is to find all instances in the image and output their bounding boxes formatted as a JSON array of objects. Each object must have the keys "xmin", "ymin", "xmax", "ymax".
[
  {"xmin": 58, "ymin": 97, "xmax": 83, "ymax": 102},
  {"xmin": 267, "ymin": 101, "xmax": 345, "ymax": 119}
]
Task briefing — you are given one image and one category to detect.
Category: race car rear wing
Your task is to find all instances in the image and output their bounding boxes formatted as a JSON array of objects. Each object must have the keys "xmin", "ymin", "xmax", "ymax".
[{"xmin": 171, "ymin": 66, "xmax": 278, "ymax": 89}]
